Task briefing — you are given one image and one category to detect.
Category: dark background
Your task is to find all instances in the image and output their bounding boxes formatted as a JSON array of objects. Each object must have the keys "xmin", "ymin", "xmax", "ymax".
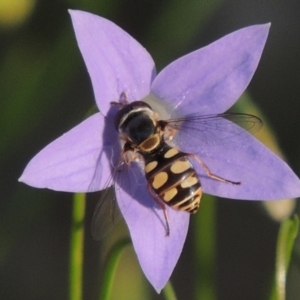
[{"xmin": 1, "ymin": 1, "xmax": 300, "ymax": 299}]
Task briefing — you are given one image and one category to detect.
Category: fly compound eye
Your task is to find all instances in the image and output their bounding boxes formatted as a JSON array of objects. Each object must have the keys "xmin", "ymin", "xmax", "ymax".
[{"xmin": 113, "ymin": 101, "xmax": 153, "ymax": 131}]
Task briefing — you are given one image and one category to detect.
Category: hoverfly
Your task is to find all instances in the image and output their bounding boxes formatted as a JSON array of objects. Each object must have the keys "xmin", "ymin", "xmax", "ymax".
[{"xmin": 91, "ymin": 93, "xmax": 262, "ymax": 239}]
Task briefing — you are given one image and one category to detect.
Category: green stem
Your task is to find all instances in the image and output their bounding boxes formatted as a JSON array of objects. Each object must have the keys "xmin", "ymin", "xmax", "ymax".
[
  {"xmin": 69, "ymin": 193, "xmax": 86, "ymax": 300},
  {"xmin": 162, "ymin": 281, "xmax": 177, "ymax": 300},
  {"xmin": 274, "ymin": 216, "xmax": 299, "ymax": 300},
  {"xmin": 100, "ymin": 237, "xmax": 131, "ymax": 300},
  {"xmin": 194, "ymin": 195, "xmax": 216, "ymax": 300}
]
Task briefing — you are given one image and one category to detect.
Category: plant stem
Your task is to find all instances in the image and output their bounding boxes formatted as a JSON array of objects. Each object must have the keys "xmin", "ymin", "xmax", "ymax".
[
  {"xmin": 162, "ymin": 281, "xmax": 177, "ymax": 300},
  {"xmin": 69, "ymin": 193, "xmax": 86, "ymax": 300},
  {"xmin": 100, "ymin": 237, "xmax": 131, "ymax": 300}
]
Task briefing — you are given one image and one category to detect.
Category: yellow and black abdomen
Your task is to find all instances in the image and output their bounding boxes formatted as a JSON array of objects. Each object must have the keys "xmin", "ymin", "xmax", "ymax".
[{"xmin": 143, "ymin": 143, "xmax": 202, "ymax": 213}]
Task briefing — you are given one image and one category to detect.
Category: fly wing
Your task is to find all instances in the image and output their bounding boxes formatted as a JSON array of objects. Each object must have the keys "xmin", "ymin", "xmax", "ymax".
[
  {"xmin": 91, "ymin": 185, "xmax": 122, "ymax": 240},
  {"xmin": 90, "ymin": 152, "xmax": 145, "ymax": 240},
  {"xmin": 165, "ymin": 113, "xmax": 262, "ymax": 147},
  {"xmin": 90, "ymin": 148, "xmax": 125, "ymax": 241}
]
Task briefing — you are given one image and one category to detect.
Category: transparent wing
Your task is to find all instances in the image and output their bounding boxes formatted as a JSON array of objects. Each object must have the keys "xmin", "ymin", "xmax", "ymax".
[
  {"xmin": 165, "ymin": 113, "xmax": 262, "ymax": 146},
  {"xmin": 90, "ymin": 153, "xmax": 125, "ymax": 241},
  {"xmin": 90, "ymin": 152, "xmax": 145, "ymax": 240},
  {"xmin": 91, "ymin": 185, "xmax": 122, "ymax": 240}
]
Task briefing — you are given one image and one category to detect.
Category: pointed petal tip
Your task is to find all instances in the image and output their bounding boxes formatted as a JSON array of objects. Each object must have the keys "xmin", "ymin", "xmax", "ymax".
[
  {"xmin": 259, "ymin": 22, "xmax": 271, "ymax": 28},
  {"xmin": 18, "ymin": 171, "xmax": 35, "ymax": 185},
  {"xmin": 257, "ymin": 23, "xmax": 271, "ymax": 40},
  {"xmin": 261, "ymin": 22, "xmax": 271, "ymax": 33},
  {"xmin": 17, "ymin": 170, "xmax": 43, "ymax": 188},
  {"xmin": 254, "ymin": 23, "xmax": 271, "ymax": 36},
  {"xmin": 118, "ymin": 179, "xmax": 189, "ymax": 294},
  {"xmin": 17, "ymin": 114, "xmax": 110, "ymax": 193},
  {"xmin": 152, "ymin": 21, "xmax": 271, "ymax": 115},
  {"xmin": 68, "ymin": 9, "xmax": 78, "ymax": 17},
  {"xmin": 68, "ymin": 9, "xmax": 98, "ymax": 24},
  {"xmin": 249, "ymin": 23, "xmax": 271, "ymax": 40},
  {"xmin": 68, "ymin": 9, "xmax": 89, "ymax": 21},
  {"xmin": 18, "ymin": 169, "xmax": 30, "ymax": 184},
  {"xmin": 69, "ymin": 9, "xmax": 154, "ymax": 115}
]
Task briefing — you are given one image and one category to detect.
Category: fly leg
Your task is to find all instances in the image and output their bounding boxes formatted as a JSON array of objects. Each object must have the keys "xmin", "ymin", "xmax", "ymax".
[
  {"xmin": 111, "ymin": 92, "xmax": 129, "ymax": 106},
  {"xmin": 187, "ymin": 154, "xmax": 241, "ymax": 185},
  {"xmin": 147, "ymin": 183, "xmax": 170, "ymax": 236}
]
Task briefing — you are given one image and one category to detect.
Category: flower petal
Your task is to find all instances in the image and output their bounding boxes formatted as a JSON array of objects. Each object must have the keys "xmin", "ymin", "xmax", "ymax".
[
  {"xmin": 175, "ymin": 127, "xmax": 300, "ymax": 200},
  {"xmin": 69, "ymin": 10, "xmax": 155, "ymax": 115},
  {"xmin": 151, "ymin": 24, "xmax": 270, "ymax": 116},
  {"xmin": 19, "ymin": 113, "xmax": 111, "ymax": 192},
  {"xmin": 115, "ymin": 163, "xmax": 189, "ymax": 292}
]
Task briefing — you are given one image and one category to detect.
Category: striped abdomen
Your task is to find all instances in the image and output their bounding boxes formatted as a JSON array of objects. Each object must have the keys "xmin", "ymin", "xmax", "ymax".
[{"xmin": 143, "ymin": 143, "xmax": 202, "ymax": 213}]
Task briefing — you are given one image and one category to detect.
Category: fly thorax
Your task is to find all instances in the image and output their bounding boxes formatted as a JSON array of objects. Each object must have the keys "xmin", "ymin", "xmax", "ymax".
[{"xmin": 121, "ymin": 113, "xmax": 156, "ymax": 146}]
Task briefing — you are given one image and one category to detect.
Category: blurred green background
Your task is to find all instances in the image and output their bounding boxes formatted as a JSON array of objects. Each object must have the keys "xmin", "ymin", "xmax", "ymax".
[{"xmin": 1, "ymin": 0, "xmax": 300, "ymax": 299}]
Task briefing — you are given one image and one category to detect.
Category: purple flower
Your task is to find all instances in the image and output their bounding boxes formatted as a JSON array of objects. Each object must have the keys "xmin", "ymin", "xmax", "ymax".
[{"xmin": 19, "ymin": 10, "xmax": 300, "ymax": 292}]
